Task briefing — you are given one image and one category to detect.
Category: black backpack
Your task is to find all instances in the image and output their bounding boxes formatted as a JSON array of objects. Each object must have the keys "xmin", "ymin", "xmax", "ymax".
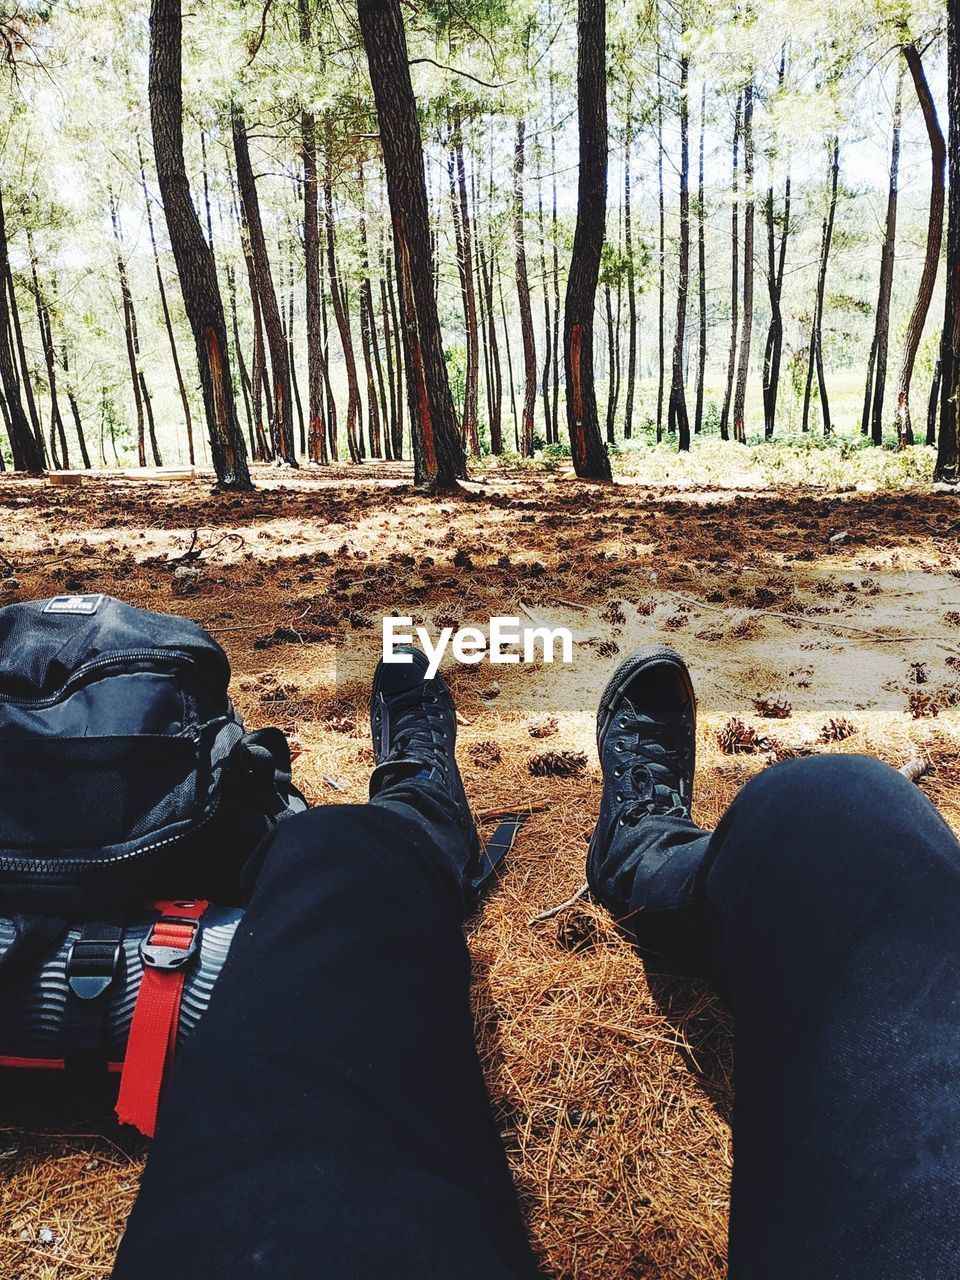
[{"xmin": 0, "ymin": 594, "xmax": 307, "ymax": 915}]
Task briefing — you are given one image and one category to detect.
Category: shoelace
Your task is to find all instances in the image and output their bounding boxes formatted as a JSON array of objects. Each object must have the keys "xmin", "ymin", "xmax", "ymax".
[
  {"xmin": 377, "ymin": 685, "xmax": 451, "ymax": 776},
  {"xmin": 609, "ymin": 715, "xmax": 691, "ymax": 826}
]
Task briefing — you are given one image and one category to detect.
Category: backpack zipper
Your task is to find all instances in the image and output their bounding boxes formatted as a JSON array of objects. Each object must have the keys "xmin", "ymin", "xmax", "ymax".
[{"xmin": 0, "ymin": 649, "xmax": 195, "ymax": 708}]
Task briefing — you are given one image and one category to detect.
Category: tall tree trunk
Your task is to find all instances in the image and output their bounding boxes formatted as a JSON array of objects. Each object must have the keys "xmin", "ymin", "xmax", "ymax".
[
  {"xmin": 864, "ymin": 60, "xmax": 903, "ymax": 446},
  {"xmin": 140, "ymin": 369, "xmax": 163, "ymax": 465},
  {"xmin": 453, "ymin": 115, "xmax": 479, "ymax": 455},
  {"xmin": 357, "ymin": 0, "xmax": 466, "ymax": 490},
  {"xmin": 695, "ymin": 82, "xmax": 707, "ymax": 436},
  {"xmin": 148, "ymin": 0, "xmax": 251, "ymax": 488},
  {"xmin": 927, "ymin": 356, "xmax": 941, "ymax": 446},
  {"xmin": 550, "ymin": 121, "xmax": 561, "ymax": 445},
  {"xmin": 323, "ymin": 117, "xmax": 363, "ymax": 465},
  {"xmin": 287, "ymin": 246, "xmax": 306, "ymax": 457},
  {"xmin": 732, "ymin": 80, "xmax": 754, "ymax": 444},
  {"xmin": 669, "ymin": 41, "xmax": 691, "ymax": 451},
  {"xmin": 537, "ymin": 150, "xmax": 553, "ymax": 447},
  {"xmin": 498, "ymin": 255, "xmax": 519, "ymax": 448},
  {"xmin": 564, "ymin": 0, "xmax": 612, "ymax": 480},
  {"xmin": 514, "ymin": 119, "xmax": 537, "ymax": 457},
  {"xmin": 27, "ymin": 230, "xmax": 69, "ymax": 468},
  {"xmin": 4, "ymin": 249, "xmax": 44, "ymax": 462},
  {"xmin": 226, "ymin": 261, "xmax": 256, "ymax": 460},
  {"xmin": 231, "ymin": 104, "xmax": 297, "ymax": 466},
  {"xmin": 623, "ymin": 88, "xmax": 637, "ymax": 441},
  {"xmin": 762, "ymin": 50, "xmax": 789, "ymax": 441},
  {"xmin": 138, "ymin": 138, "xmax": 196, "ymax": 464},
  {"xmin": 937, "ymin": 0, "xmax": 960, "ymax": 483},
  {"xmin": 61, "ymin": 344, "xmax": 91, "ymax": 468},
  {"xmin": 801, "ymin": 137, "xmax": 840, "ymax": 436},
  {"xmin": 385, "ymin": 237, "xmax": 403, "ymax": 459},
  {"xmin": 235, "ymin": 183, "xmax": 270, "ymax": 461},
  {"xmin": 656, "ymin": 52, "xmax": 666, "ymax": 443},
  {"xmin": 109, "ymin": 197, "xmax": 146, "ymax": 465},
  {"xmin": 299, "ymin": 16, "xmax": 327, "ymax": 466},
  {"xmin": 894, "ymin": 42, "xmax": 946, "ymax": 448},
  {"xmin": 358, "ymin": 162, "xmax": 384, "ymax": 459},
  {"xmin": 318, "ymin": 197, "xmax": 339, "ymax": 462},
  {"xmin": 719, "ymin": 94, "xmax": 741, "ymax": 442},
  {"xmin": 477, "ymin": 227, "xmax": 503, "ymax": 455},
  {"xmin": 0, "ymin": 182, "xmax": 44, "ymax": 471}
]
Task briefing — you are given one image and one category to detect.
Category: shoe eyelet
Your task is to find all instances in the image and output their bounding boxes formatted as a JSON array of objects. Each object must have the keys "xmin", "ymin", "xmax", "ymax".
[
  {"xmin": 616, "ymin": 792, "xmax": 624, "ymax": 802},
  {"xmin": 618, "ymin": 719, "xmax": 628, "ymax": 729},
  {"xmin": 615, "ymin": 741, "xmax": 625, "ymax": 752},
  {"xmin": 613, "ymin": 767, "xmax": 622, "ymax": 777}
]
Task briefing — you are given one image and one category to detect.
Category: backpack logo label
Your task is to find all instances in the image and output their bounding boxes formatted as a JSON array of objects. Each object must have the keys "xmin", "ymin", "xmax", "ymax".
[{"xmin": 43, "ymin": 594, "xmax": 105, "ymax": 616}]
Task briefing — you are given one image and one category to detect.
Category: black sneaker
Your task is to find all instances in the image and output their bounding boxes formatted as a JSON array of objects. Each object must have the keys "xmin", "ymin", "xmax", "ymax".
[
  {"xmin": 369, "ymin": 645, "xmax": 481, "ymax": 874},
  {"xmin": 587, "ymin": 646, "xmax": 697, "ymax": 896}
]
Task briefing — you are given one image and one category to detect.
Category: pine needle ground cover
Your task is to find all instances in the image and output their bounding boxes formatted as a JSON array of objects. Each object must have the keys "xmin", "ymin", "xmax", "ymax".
[{"xmin": 0, "ymin": 460, "xmax": 958, "ymax": 1279}]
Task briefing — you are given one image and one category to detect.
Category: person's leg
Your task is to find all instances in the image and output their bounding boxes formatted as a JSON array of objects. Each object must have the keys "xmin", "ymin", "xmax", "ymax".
[
  {"xmin": 701, "ymin": 754, "xmax": 960, "ymax": 1280},
  {"xmin": 114, "ymin": 654, "xmax": 541, "ymax": 1280},
  {"xmin": 588, "ymin": 647, "xmax": 960, "ymax": 1279}
]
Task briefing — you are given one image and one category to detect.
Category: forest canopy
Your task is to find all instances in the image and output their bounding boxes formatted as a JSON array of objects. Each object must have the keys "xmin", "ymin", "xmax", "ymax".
[{"xmin": 0, "ymin": 0, "xmax": 955, "ymax": 487}]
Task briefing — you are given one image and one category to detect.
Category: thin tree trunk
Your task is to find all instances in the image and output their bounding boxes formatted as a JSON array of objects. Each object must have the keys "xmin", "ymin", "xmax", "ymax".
[
  {"xmin": 936, "ymin": 0, "xmax": 960, "ymax": 483},
  {"xmin": 514, "ymin": 119, "xmax": 537, "ymax": 457},
  {"xmin": 358, "ymin": 0, "xmax": 466, "ymax": 488},
  {"xmin": 498, "ymin": 254, "xmax": 519, "ymax": 448},
  {"xmin": 694, "ymin": 83, "xmax": 707, "ymax": 435},
  {"xmin": 927, "ymin": 356, "xmax": 941, "ymax": 446},
  {"xmin": 226, "ymin": 261, "xmax": 256, "ymax": 460},
  {"xmin": 0, "ymin": 207, "xmax": 45, "ymax": 470},
  {"xmin": 358, "ymin": 161, "xmax": 384, "ymax": 459},
  {"xmin": 323, "ymin": 117, "xmax": 363, "ymax": 464},
  {"xmin": 138, "ymin": 137, "xmax": 196, "ymax": 464},
  {"xmin": 669, "ymin": 41, "xmax": 692, "ymax": 450},
  {"xmin": 4, "ymin": 247, "xmax": 44, "ymax": 463},
  {"xmin": 720, "ymin": 94, "xmax": 741, "ymax": 442},
  {"xmin": 732, "ymin": 80, "xmax": 754, "ymax": 444},
  {"xmin": 109, "ymin": 197, "xmax": 146, "ymax": 465},
  {"xmin": 232, "ymin": 105, "xmax": 297, "ymax": 466},
  {"xmin": 624, "ymin": 87, "xmax": 637, "ymax": 440},
  {"xmin": 299, "ymin": 8, "xmax": 327, "ymax": 466},
  {"xmin": 564, "ymin": 0, "xmax": 612, "ymax": 480},
  {"xmin": 762, "ymin": 50, "xmax": 789, "ymax": 441},
  {"xmin": 60, "ymin": 344, "xmax": 91, "ymax": 468},
  {"xmin": 537, "ymin": 149, "xmax": 553, "ymax": 444},
  {"xmin": 384, "ymin": 236, "xmax": 403, "ymax": 459},
  {"xmin": 148, "ymin": 0, "xmax": 251, "ymax": 488},
  {"xmin": 864, "ymin": 60, "xmax": 903, "ymax": 446},
  {"xmin": 286, "ymin": 243, "xmax": 306, "ymax": 457},
  {"xmin": 656, "ymin": 52, "xmax": 666, "ymax": 443},
  {"xmin": 550, "ymin": 123, "xmax": 561, "ymax": 445},
  {"xmin": 26, "ymin": 229, "xmax": 69, "ymax": 469},
  {"xmin": 453, "ymin": 115, "xmax": 479, "ymax": 455},
  {"xmin": 895, "ymin": 42, "xmax": 946, "ymax": 448},
  {"xmin": 801, "ymin": 136, "xmax": 840, "ymax": 436},
  {"xmin": 318, "ymin": 195, "xmax": 339, "ymax": 461}
]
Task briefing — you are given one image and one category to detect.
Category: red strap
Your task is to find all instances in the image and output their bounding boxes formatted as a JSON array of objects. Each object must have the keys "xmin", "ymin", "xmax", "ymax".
[{"xmin": 115, "ymin": 899, "xmax": 208, "ymax": 1137}]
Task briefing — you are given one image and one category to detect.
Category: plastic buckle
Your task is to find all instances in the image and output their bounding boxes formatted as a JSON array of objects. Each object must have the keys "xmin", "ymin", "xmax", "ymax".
[
  {"xmin": 66, "ymin": 938, "xmax": 122, "ymax": 1001},
  {"xmin": 139, "ymin": 917, "xmax": 200, "ymax": 972}
]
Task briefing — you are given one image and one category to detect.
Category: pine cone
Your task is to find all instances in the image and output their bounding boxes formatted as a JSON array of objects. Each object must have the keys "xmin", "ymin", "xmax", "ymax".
[
  {"xmin": 529, "ymin": 750, "xmax": 588, "ymax": 778},
  {"xmin": 819, "ymin": 717, "xmax": 857, "ymax": 743},
  {"xmin": 754, "ymin": 692, "xmax": 793, "ymax": 719},
  {"xmin": 716, "ymin": 718, "xmax": 771, "ymax": 755}
]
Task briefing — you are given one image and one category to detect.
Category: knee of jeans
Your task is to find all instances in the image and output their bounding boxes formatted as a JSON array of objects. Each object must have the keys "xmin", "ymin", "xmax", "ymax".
[{"xmin": 713, "ymin": 753, "xmax": 960, "ymax": 894}]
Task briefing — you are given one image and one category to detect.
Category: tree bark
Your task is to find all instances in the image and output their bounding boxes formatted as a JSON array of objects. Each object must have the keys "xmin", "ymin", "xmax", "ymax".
[
  {"xmin": 564, "ymin": 0, "xmax": 612, "ymax": 480},
  {"xmin": 513, "ymin": 119, "xmax": 537, "ymax": 457},
  {"xmin": 863, "ymin": 61, "xmax": 903, "ymax": 446},
  {"xmin": 323, "ymin": 117, "xmax": 363, "ymax": 464},
  {"xmin": 624, "ymin": 88, "xmax": 637, "ymax": 440},
  {"xmin": 656, "ymin": 52, "xmax": 666, "ymax": 443},
  {"xmin": 937, "ymin": 0, "xmax": 960, "ymax": 483},
  {"xmin": 358, "ymin": 161, "xmax": 384, "ymax": 459},
  {"xmin": 109, "ymin": 197, "xmax": 146, "ymax": 466},
  {"xmin": 357, "ymin": 0, "xmax": 466, "ymax": 490},
  {"xmin": 138, "ymin": 138, "xmax": 196, "ymax": 465},
  {"xmin": 300, "ymin": 70, "xmax": 327, "ymax": 464},
  {"xmin": 695, "ymin": 82, "xmax": 707, "ymax": 436},
  {"xmin": 719, "ymin": 94, "xmax": 741, "ymax": 442},
  {"xmin": 895, "ymin": 42, "xmax": 946, "ymax": 448},
  {"xmin": 537, "ymin": 150, "xmax": 553, "ymax": 447},
  {"xmin": 762, "ymin": 50, "xmax": 790, "ymax": 441},
  {"xmin": 231, "ymin": 104, "xmax": 297, "ymax": 466},
  {"xmin": 0, "ymin": 181, "xmax": 44, "ymax": 471},
  {"xmin": 4, "ymin": 243, "xmax": 44, "ymax": 463},
  {"xmin": 27, "ymin": 229, "xmax": 70, "ymax": 469},
  {"xmin": 61, "ymin": 343, "xmax": 91, "ymax": 468},
  {"xmin": 732, "ymin": 80, "xmax": 754, "ymax": 444},
  {"xmin": 669, "ymin": 42, "xmax": 691, "ymax": 450},
  {"xmin": 453, "ymin": 115, "xmax": 479, "ymax": 455},
  {"xmin": 148, "ymin": 0, "xmax": 250, "ymax": 488},
  {"xmin": 801, "ymin": 137, "xmax": 839, "ymax": 436}
]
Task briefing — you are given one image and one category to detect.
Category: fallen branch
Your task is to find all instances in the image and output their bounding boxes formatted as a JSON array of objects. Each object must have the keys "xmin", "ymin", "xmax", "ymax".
[
  {"xmin": 899, "ymin": 757, "xmax": 932, "ymax": 783},
  {"xmin": 528, "ymin": 881, "xmax": 590, "ymax": 925},
  {"xmin": 668, "ymin": 590, "xmax": 945, "ymax": 644},
  {"xmin": 475, "ymin": 801, "xmax": 548, "ymax": 821},
  {"xmin": 168, "ymin": 529, "xmax": 244, "ymax": 567}
]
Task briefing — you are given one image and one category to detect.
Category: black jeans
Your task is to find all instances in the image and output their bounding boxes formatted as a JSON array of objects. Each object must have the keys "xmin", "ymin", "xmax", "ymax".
[{"xmin": 113, "ymin": 756, "xmax": 960, "ymax": 1280}]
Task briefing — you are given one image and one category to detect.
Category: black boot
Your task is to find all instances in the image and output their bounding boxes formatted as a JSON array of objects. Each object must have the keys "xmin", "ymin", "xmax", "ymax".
[
  {"xmin": 587, "ymin": 646, "xmax": 707, "ymax": 968},
  {"xmin": 369, "ymin": 646, "xmax": 482, "ymax": 896}
]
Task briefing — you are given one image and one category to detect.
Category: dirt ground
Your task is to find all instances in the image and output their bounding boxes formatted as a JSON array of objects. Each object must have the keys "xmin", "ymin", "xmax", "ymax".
[{"xmin": 1, "ymin": 462, "xmax": 959, "ymax": 1279}]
